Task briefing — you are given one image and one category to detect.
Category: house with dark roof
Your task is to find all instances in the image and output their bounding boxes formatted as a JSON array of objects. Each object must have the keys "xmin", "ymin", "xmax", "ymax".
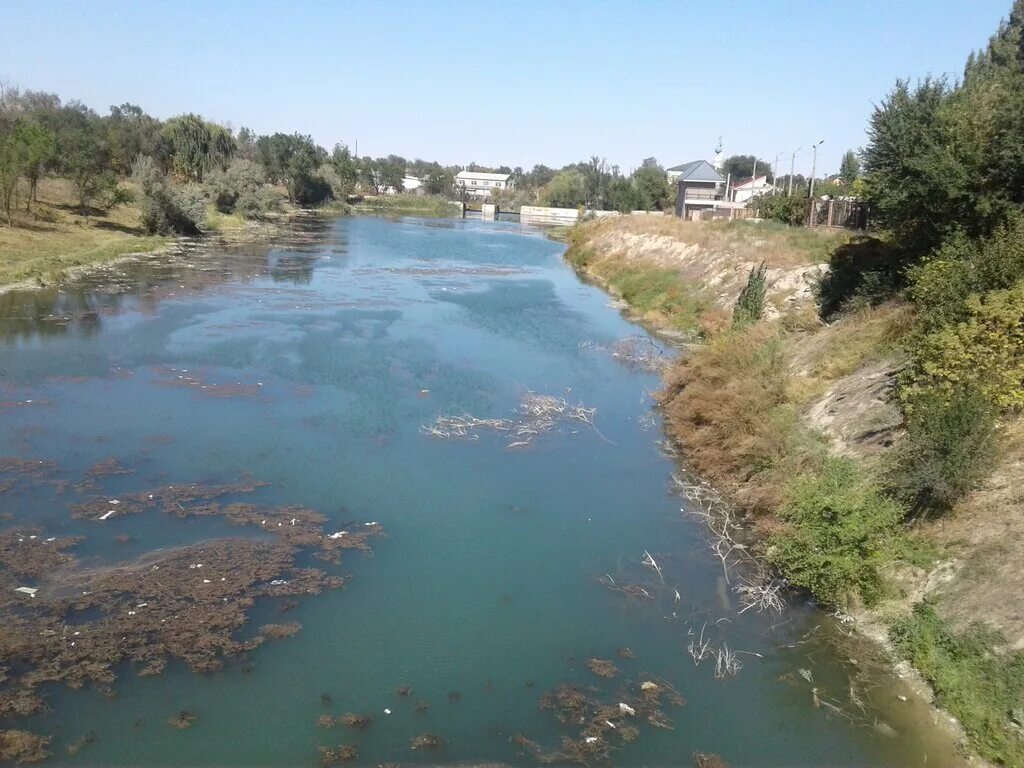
[{"xmin": 666, "ymin": 160, "xmax": 727, "ymax": 219}]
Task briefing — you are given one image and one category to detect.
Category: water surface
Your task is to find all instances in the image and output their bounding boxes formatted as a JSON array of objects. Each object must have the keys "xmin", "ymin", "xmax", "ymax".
[{"xmin": 0, "ymin": 216, "xmax": 958, "ymax": 766}]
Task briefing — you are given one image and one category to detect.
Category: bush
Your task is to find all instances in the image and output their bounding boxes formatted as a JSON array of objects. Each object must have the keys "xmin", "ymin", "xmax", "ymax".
[
  {"xmin": 204, "ymin": 159, "xmax": 267, "ymax": 215},
  {"xmin": 754, "ymin": 195, "xmax": 808, "ymax": 226},
  {"xmin": 902, "ymin": 280, "xmax": 1024, "ymax": 410},
  {"xmin": 236, "ymin": 187, "xmax": 281, "ymax": 219},
  {"xmin": 891, "ymin": 604, "xmax": 1024, "ymax": 766},
  {"xmin": 769, "ymin": 457, "xmax": 901, "ymax": 607},
  {"xmin": 733, "ymin": 261, "xmax": 767, "ymax": 328},
  {"xmin": 887, "ymin": 386, "xmax": 997, "ymax": 515},
  {"xmin": 817, "ymin": 236, "xmax": 906, "ymax": 318},
  {"xmin": 132, "ymin": 155, "xmax": 206, "ymax": 235}
]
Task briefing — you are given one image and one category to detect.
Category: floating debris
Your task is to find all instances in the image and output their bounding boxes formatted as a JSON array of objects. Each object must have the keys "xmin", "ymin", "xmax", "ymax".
[
  {"xmin": 318, "ymin": 744, "xmax": 358, "ymax": 764},
  {"xmin": 421, "ymin": 391, "xmax": 599, "ymax": 449},
  {"xmin": 410, "ymin": 733, "xmax": 441, "ymax": 750},
  {"xmin": 396, "ymin": 685, "xmax": 412, "ymax": 697},
  {"xmin": 167, "ymin": 710, "xmax": 196, "ymax": 730},
  {"xmin": 580, "ymin": 335, "xmax": 672, "ymax": 374},
  {"xmin": 616, "ymin": 647, "xmax": 635, "ymax": 659},
  {"xmin": 693, "ymin": 752, "xmax": 731, "ymax": 768},
  {"xmin": 586, "ymin": 659, "xmax": 619, "ymax": 679},
  {"xmin": 316, "ymin": 715, "xmax": 336, "ymax": 728}
]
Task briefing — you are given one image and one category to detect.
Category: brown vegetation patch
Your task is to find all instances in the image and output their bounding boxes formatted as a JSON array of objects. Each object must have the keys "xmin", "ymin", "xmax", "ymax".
[
  {"xmin": 586, "ymin": 659, "xmax": 619, "ymax": 678},
  {"xmin": 0, "ymin": 729, "xmax": 50, "ymax": 763},
  {"xmin": 260, "ymin": 622, "xmax": 301, "ymax": 640},
  {"xmin": 339, "ymin": 713, "xmax": 371, "ymax": 730},
  {"xmin": 73, "ymin": 457, "xmax": 133, "ymax": 493},
  {"xmin": 319, "ymin": 744, "xmax": 358, "ymax": 764},
  {"xmin": 410, "ymin": 733, "xmax": 441, "ymax": 750},
  {"xmin": 168, "ymin": 710, "xmax": 196, "ymax": 729}
]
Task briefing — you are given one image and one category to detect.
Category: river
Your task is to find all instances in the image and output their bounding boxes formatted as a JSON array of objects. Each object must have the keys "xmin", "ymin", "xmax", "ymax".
[{"xmin": 0, "ymin": 215, "xmax": 961, "ymax": 766}]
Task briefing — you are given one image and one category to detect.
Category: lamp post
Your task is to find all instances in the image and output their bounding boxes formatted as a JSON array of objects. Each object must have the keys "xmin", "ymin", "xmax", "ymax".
[
  {"xmin": 787, "ymin": 147, "xmax": 802, "ymax": 197},
  {"xmin": 808, "ymin": 140, "xmax": 825, "ymax": 197},
  {"xmin": 773, "ymin": 152, "xmax": 785, "ymax": 194}
]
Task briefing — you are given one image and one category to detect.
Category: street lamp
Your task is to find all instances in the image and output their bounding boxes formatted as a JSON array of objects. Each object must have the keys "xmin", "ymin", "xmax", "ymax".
[
  {"xmin": 787, "ymin": 147, "xmax": 802, "ymax": 196},
  {"xmin": 808, "ymin": 140, "xmax": 825, "ymax": 197}
]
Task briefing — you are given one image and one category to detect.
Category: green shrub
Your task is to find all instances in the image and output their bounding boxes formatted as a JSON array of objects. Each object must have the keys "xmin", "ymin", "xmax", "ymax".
[
  {"xmin": 769, "ymin": 457, "xmax": 901, "ymax": 607},
  {"xmin": 817, "ymin": 236, "xmax": 906, "ymax": 317},
  {"xmin": 887, "ymin": 385, "xmax": 997, "ymax": 514},
  {"xmin": 891, "ymin": 604, "xmax": 1024, "ymax": 765},
  {"xmin": 132, "ymin": 155, "xmax": 206, "ymax": 236},
  {"xmin": 205, "ymin": 159, "xmax": 268, "ymax": 216},
  {"xmin": 733, "ymin": 261, "xmax": 768, "ymax": 328},
  {"xmin": 754, "ymin": 195, "xmax": 807, "ymax": 226},
  {"xmin": 902, "ymin": 280, "xmax": 1024, "ymax": 410}
]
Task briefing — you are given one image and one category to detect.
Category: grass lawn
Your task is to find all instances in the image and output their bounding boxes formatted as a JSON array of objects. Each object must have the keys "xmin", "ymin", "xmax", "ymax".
[{"xmin": 0, "ymin": 178, "xmax": 168, "ymax": 287}]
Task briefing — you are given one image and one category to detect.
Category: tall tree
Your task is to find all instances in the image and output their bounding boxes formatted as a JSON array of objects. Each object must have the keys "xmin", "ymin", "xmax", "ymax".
[
  {"xmin": 721, "ymin": 154, "xmax": 772, "ymax": 183},
  {"xmin": 162, "ymin": 114, "xmax": 234, "ymax": 182},
  {"xmin": 839, "ymin": 150, "xmax": 861, "ymax": 185}
]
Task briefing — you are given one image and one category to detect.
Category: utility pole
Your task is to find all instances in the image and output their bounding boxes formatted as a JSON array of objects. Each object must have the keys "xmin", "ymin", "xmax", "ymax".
[
  {"xmin": 773, "ymin": 152, "xmax": 784, "ymax": 195},
  {"xmin": 787, "ymin": 147, "xmax": 802, "ymax": 197},
  {"xmin": 808, "ymin": 139, "xmax": 824, "ymax": 197}
]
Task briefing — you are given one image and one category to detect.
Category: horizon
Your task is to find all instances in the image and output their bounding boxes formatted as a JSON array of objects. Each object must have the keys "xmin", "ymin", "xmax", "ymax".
[{"xmin": 0, "ymin": 0, "xmax": 1012, "ymax": 177}]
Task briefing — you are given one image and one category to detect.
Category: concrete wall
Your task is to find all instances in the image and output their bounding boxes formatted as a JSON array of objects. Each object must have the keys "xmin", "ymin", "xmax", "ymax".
[{"xmin": 520, "ymin": 206, "xmax": 621, "ymax": 226}]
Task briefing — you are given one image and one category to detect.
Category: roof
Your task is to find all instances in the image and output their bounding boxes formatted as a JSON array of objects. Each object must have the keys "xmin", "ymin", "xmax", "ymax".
[
  {"xmin": 666, "ymin": 160, "xmax": 724, "ymax": 183},
  {"xmin": 734, "ymin": 175, "xmax": 769, "ymax": 189},
  {"xmin": 456, "ymin": 171, "xmax": 511, "ymax": 182}
]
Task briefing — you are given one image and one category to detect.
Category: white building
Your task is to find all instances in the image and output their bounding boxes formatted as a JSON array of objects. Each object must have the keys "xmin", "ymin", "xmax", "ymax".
[
  {"xmin": 731, "ymin": 175, "xmax": 772, "ymax": 204},
  {"xmin": 455, "ymin": 170, "xmax": 513, "ymax": 198}
]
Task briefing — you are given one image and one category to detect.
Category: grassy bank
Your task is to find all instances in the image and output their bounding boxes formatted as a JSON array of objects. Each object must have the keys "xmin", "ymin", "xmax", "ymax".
[
  {"xmin": 0, "ymin": 178, "xmax": 169, "ymax": 287},
  {"xmin": 566, "ymin": 214, "xmax": 1023, "ymax": 765},
  {"xmin": 352, "ymin": 194, "xmax": 460, "ymax": 217}
]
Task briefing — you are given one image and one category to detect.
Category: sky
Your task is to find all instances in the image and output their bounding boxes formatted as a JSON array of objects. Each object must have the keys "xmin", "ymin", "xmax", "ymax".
[{"xmin": 0, "ymin": 0, "xmax": 1012, "ymax": 177}]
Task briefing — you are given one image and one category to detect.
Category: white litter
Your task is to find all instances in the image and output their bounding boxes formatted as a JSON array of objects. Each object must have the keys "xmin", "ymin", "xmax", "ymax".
[
  {"xmin": 328, "ymin": 531, "xmax": 348, "ymax": 539},
  {"xmin": 270, "ymin": 579, "xmax": 288, "ymax": 586},
  {"xmin": 202, "ymin": 579, "xmax": 211, "ymax": 584},
  {"xmin": 585, "ymin": 737, "xmax": 598, "ymax": 744},
  {"xmin": 605, "ymin": 720, "xmax": 616, "ymax": 729},
  {"xmin": 109, "ymin": 500, "xmax": 120, "ymax": 505},
  {"xmin": 98, "ymin": 510, "xmax": 116, "ymax": 520},
  {"xmin": 384, "ymin": 708, "xmax": 391, "ymax": 715},
  {"xmin": 45, "ymin": 537, "xmax": 55, "ymax": 543},
  {"xmin": 618, "ymin": 702, "xmax": 636, "ymax": 716},
  {"xmin": 14, "ymin": 587, "xmax": 38, "ymax": 597}
]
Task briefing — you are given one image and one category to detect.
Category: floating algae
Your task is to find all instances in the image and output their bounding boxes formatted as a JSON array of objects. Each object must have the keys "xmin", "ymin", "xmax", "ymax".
[
  {"xmin": 410, "ymin": 733, "xmax": 441, "ymax": 750},
  {"xmin": 318, "ymin": 744, "xmax": 358, "ymax": 764},
  {"xmin": 316, "ymin": 715, "xmax": 336, "ymax": 728},
  {"xmin": 339, "ymin": 713, "xmax": 372, "ymax": 731},
  {"xmin": 167, "ymin": 711, "xmax": 196, "ymax": 730},
  {"xmin": 586, "ymin": 659, "xmax": 619, "ymax": 679},
  {"xmin": 0, "ymin": 729, "xmax": 51, "ymax": 763},
  {"xmin": 0, "ymin": 467, "xmax": 382, "ymax": 744}
]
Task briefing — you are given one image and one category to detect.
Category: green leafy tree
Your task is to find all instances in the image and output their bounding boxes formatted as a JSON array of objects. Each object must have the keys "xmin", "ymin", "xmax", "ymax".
[
  {"xmin": 20, "ymin": 122, "xmax": 56, "ymax": 211},
  {"xmin": 633, "ymin": 162, "xmax": 671, "ymax": 211},
  {"xmin": 106, "ymin": 103, "xmax": 163, "ymax": 175},
  {"xmin": 542, "ymin": 169, "xmax": 587, "ymax": 208},
  {"xmin": 162, "ymin": 114, "xmax": 234, "ymax": 182},
  {"xmin": 328, "ymin": 144, "xmax": 359, "ymax": 196},
  {"xmin": 256, "ymin": 133, "xmax": 328, "ymax": 204},
  {"xmin": 838, "ymin": 149, "xmax": 861, "ymax": 185},
  {"xmin": 721, "ymin": 154, "xmax": 772, "ymax": 184}
]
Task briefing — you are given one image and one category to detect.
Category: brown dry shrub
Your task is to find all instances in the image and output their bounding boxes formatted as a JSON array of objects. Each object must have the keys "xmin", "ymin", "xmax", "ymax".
[
  {"xmin": 410, "ymin": 733, "xmax": 441, "ymax": 750},
  {"xmin": 659, "ymin": 323, "xmax": 810, "ymax": 513},
  {"xmin": 0, "ymin": 730, "xmax": 50, "ymax": 763},
  {"xmin": 319, "ymin": 744, "xmax": 358, "ymax": 764},
  {"xmin": 339, "ymin": 713, "xmax": 371, "ymax": 730}
]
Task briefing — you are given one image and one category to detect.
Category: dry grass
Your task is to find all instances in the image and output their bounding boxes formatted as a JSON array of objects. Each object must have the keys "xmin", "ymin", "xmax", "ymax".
[
  {"xmin": 579, "ymin": 214, "xmax": 851, "ymax": 268},
  {"xmin": 0, "ymin": 178, "xmax": 167, "ymax": 286}
]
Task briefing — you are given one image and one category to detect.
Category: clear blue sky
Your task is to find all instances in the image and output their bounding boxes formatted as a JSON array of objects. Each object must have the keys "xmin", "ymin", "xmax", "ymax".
[{"xmin": 0, "ymin": 0, "xmax": 1011, "ymax": 176}]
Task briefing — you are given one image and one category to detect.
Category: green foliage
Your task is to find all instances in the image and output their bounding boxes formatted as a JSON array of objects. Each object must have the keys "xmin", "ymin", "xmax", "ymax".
[
  {"xmin": 603, "ymin": 264, "xmax": 707, "ymax": 331},
  {"xmin": 721, "ymin": 154, "xmax": 772, "ymax": 184},
  {"xmin": 753, "ymin": 195, "xmax": 807, "ymax": 226},
  {"xmin": 891, "ymin": 604, "xmax": 1024, "ymax": 765},
  {"xmin": 817, "ymin": 236, "xmax": 906, "ymax": 317},
  {"xmin": 358, "ymin": 155, "xmax": 405, "ymax": 197},
  {"xmin": 162, "ymin": 114, "xmax": 234, "ymax": 182},
  {"xmin": 733, "ymin": 261, "xmax": 768, "ymax": 328},
  {"xmin": 887, "ymin": 385, "xmax": 997, "ymax": 515},
  {"xmin": 838, "ymin": 150, "xmax": 861, "ymax": 185},
  {"xmin": 205, "ymin": 159, "xmax": 277, "ymax": 218},
  {"xmin": 105, "ymin": 103, "xmax": 163, "ymax": 175},
  {"xmin": 903, "ymin": 280, "xmax": 1024, "ymax": 410},
  {"xmin": 769, "ymin": 457, "xmax": 901, "ymax": 608},
  {"xmin": 632, "ymin": 162, "xmax": 671, "ymax": 211},
  {"xmin": 132, "ymin": 155, "xmax": 205, "ymax": 235},
  {"xmin": 542, "ymin": 169, "xmax": 587, "ymax": 208},
  {"xmin": 256, "ymin": 133, "xmax": 329, "ymax": 204}
]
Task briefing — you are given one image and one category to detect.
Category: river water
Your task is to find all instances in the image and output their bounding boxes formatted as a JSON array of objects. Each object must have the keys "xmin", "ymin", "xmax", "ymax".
[{"xmin": 0, "ymin": 215, "xmax": 960, "ymax": 766}]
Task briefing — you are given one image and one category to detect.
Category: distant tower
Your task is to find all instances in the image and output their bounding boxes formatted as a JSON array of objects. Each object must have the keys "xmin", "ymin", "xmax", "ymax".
[{"xmin": 713, "ymin": 136, "xmax": 724, "ymax": 171}]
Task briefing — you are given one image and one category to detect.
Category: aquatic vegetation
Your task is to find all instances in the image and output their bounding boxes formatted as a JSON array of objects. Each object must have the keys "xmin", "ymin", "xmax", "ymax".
[
  {"xmin": 338, "ymin": 713, "xmax": 371, "ymax": 731},
  {"xmin": 316, "ymin": 715, "xmax": 335, "ymax": 728},
  {"xmin": 318, "ymin": 744, "xmax": 358, "ymax": 764},
  {"xmin": 693, "ymin": 753, "xmax": 730, "ymax": 768},
  {"xmin": 395, "ymin": 685, "xmax": 412, "ymax": 697},
  {"xmin": 260, "ymin": 622, "xmax": 302, "ymax": 640},
  {"xmin": 580, "ymin": 335, "xmax": 672, "ymax": 374},
  {"xmin": 414, "ymin": 700, "xmax": 430, "ymax": 713},
  {"xmin": 586, "ymin": 659, "xmax": 619, "ymax": 679},
  {"xmin": 66, "ymin": 731, "xmax": 95, "ymax": 757},
  {"xmin": 615, "ymin": 647, "xmax": 635, "ymax": 659},
  {"xmin": 409, "ymin": 732, "xmax": 441, "ymax": 750},
  {"xmin": 167, "ymin": 711, "xmax": 196, "ymax": 730},
  {"xmin": 0, "ymin": 729, "xmax": 50, "ymax": 763}
]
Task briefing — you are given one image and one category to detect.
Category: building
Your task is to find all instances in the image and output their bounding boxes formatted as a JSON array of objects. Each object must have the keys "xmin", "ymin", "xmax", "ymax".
[
  {"xmin": 731, "ymin": 175, "xmax": 772, "ymax": 205},
  {"xmin": 455, "ymin": 170, "xmax": 513, "ymax": 199},
  {"xmin": 668, "ymin": 160, "xmax": 727, "ymax": 219}
]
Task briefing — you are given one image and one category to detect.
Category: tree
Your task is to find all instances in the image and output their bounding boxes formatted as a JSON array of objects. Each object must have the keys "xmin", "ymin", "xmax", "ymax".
[
  {"xmin": 839, "ymin": 150, "xmax": 861, "ymax": 185},
  {"xmin": 106, "ymin": 103, "xmax": 163, "ymax": 175},
  {"xmin": 423, "ymin": 164, "xmax": 453, "ymax": 196},
  {"xmin": 722, "ymin": 154, "xmax": 772, "ymax": 184},
  {"xmin": 59, "ymin": 107, "xmax": 115, "ymax": 212},
  {"xmin": 0, "ymin": 122, "xmax": 27, "ymax": 226},
  {"xmin": 632, "ymin": 162, "xmax": 671, "ymax": 211},
  {"xmin": 542, "ymin": 169, "xmax": 587, "ymax": 208},
  {"xmin": 328, "ymin": 144, "xmax": 359, "ymax": 197},
  {"xmin": 255, "ymin": 133, "xmax": 328, "ymax": 204},
  {"xmin": 18, "ymin": 122, "xmax": 55, "ymax": 211},
  {"xmin": 162, "ymin": 114, "xmax": 235, "ymax": 182}
]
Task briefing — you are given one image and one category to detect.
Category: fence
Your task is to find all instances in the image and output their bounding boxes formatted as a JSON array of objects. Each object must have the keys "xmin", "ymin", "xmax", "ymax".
[{"xmin": 807, "ymin": 199, "xmax": 868, "ymax": 230}]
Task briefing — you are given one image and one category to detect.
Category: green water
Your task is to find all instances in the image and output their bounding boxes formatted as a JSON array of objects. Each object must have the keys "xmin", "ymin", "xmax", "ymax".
[{"xmin": 0, "ymin": 216, "xmax": 959, "ymax": 766}]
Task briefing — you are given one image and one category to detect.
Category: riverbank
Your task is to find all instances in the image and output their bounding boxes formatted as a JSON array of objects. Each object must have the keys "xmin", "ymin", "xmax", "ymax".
[
  {"xmin": 567, "ymin": 214, "xmax": 1021, "ymax": 766},
  {"xmin": 0, "ymin": 178, "xmax": 339, "ymax": 292},
  {"xmin": 350, "ymin": 193, "xmax": 460, "ymax": 217}
]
